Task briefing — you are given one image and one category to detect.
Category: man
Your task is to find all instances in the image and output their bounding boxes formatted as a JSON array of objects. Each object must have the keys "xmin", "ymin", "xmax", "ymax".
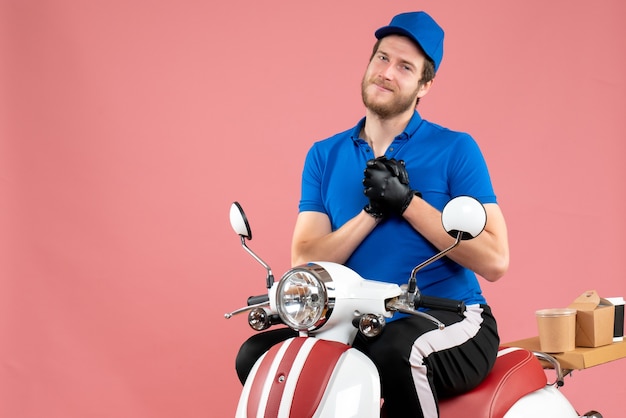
[{"xmin": 237, "ymin": 11, "xmax": 509, "ymax": 418}]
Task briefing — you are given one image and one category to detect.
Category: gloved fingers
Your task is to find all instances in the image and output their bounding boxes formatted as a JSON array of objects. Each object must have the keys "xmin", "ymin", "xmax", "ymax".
[
  {"xmin": 364, "ymin": 165, "xmax": 392, "ymax": 184},
  {"xmin": 363, "ymin": 185, "xmax": 385, "ymax": 199},
  {"xmin": 396, "ymin": 166, "xmax": 409, "ymax": 185},
  {"xmin": 383, "ymin": 158, "xmax": 410, "ymax": 184},
  {"xmin": 366, "ymin": 158, "xmax": 388, "ymax": 172},
  {"xmin": 382, "ymin": 158, "xmax": 401, "ymax": 177}
]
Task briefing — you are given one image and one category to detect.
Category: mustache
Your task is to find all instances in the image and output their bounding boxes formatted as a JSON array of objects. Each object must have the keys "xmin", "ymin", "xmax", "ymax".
[{"xmin": 369, "ymin": 77, "xmax": 395, "ymax": 92}]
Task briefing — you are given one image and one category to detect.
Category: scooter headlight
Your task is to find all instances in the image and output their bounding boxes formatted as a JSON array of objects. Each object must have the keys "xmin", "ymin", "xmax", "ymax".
[{"xmin": 276, "ymin": 264, "xmax": 332, "ymax": 331}]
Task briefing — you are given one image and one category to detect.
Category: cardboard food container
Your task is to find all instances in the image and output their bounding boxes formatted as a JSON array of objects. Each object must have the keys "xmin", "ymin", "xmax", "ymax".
[
  {"xmin": 568, "ymin": 290, "xmax": 615, "ymax": 348},
  {"xmin": 535, "ymin": 308, "xmax": 576, "ymax": 352}
]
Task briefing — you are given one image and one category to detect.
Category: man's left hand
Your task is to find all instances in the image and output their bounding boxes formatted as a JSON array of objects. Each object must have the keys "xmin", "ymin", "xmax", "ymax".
[{"xmin": 363, "ymin": 157, "xmax": 420, "ymax": 216}]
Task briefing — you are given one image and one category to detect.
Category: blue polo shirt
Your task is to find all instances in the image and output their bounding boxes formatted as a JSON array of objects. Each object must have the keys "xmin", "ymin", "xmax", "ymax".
[{"xmin": 298, "ymin": 111, "xmax": 497, "ymax": 306}]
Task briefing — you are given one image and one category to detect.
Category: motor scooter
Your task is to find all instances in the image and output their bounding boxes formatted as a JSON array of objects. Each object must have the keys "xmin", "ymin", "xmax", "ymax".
[{"xmin": 225, "ymin": 197, "xmax": 603, "ymax": 418}]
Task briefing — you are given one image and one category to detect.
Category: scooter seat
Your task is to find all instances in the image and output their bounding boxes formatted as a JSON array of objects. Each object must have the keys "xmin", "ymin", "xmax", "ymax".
[{"xmin": 437, "ymin": 346, "xmax": 547, "ymax": 418}]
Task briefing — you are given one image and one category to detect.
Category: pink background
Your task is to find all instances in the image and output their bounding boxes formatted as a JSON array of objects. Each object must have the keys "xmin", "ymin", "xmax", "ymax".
[{"xmin": 2, "ymin": 0, "xmax": 625, "ymax": 416}]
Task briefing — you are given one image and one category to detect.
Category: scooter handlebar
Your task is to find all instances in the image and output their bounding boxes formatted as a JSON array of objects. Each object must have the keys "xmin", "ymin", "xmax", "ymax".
[
  {"xmin": 414, "ymin": 293, "xmax": 466, "ymax": 315},
  {"xmin": 247, "ymin": 294, "xmax": 270, "ymax": 306}
]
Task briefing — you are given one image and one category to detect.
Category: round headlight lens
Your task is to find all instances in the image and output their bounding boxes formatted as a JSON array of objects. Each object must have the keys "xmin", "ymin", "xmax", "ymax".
[{"xmin": 276, "ymin": 267, "xmax": 329, "ymax": 331}]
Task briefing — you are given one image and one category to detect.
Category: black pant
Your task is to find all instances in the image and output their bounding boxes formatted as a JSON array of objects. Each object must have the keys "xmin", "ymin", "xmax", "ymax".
[{"xmin": 235, "ymin": 304, "xmax": 498, "ymax": 418}]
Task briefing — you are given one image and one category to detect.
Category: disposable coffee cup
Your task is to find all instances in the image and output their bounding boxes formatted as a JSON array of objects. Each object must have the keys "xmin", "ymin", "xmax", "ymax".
[{"xmin": 536, "ymin": 308, "xmax": 577, "ymax": 353}]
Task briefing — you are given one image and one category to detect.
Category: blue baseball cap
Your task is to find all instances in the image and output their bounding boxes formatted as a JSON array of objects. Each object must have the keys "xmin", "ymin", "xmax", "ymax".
[{"xmin": 374, "ymin": 11, "xmax": 444, "ymax": 72}]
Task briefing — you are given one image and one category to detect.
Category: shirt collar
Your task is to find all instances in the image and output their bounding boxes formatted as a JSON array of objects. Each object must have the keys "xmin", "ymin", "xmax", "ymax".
[{"xmin": 350, "ymin": 110, "xmax": 423, "ymax": 143}]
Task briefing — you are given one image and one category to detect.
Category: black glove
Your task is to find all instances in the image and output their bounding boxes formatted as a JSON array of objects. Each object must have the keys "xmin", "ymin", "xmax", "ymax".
[
  {"xmin": 363, "ymin": 157, "xmax": 391, "ymax": 219},
  {"xmin": 363, "ymin": 198, "xmax": 386, "ymax": 220},
  {"xmin": 363, "ymin": 157, "xmax": 421, "ymax": 216}
]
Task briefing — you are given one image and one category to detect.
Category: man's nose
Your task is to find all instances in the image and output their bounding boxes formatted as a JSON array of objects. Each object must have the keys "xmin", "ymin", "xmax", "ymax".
[{"xmin": 380, "ymin": 63, "xmax": 395, "ymax": 80}]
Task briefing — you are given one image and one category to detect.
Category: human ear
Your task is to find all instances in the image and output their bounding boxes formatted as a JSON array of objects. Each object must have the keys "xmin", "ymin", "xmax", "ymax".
[{"xmin": 417, "ymin": 78, "xmax": 434, "ymax": 98}]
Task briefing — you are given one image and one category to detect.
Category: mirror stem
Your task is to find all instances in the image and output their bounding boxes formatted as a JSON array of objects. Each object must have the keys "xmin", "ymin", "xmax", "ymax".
[
  {"xmin": 408, "ymin": 231, "xmax": 463, "ymax": 294},
  {"xmin": 240, "ymin": 236, "xmax": 275, "ymax": 288}
]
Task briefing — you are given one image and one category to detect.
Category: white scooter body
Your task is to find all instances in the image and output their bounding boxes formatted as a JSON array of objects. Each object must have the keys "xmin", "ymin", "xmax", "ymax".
[
  {"xmin": 237, "ymin": 262, "xmax": 398, "ymax": 418},
  {"xmin": 504, "ymin": 385, "xmax": 578, "ymax": 417}
]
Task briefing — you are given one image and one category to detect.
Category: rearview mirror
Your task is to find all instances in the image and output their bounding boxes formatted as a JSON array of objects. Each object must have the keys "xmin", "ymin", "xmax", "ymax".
[
  {"xmin": 229, "ymin": 202, "xmax": 252, "ymax": 239},
  {"xmin": 441, "ymin": 196, "xmax": 487, "ymax": 240}
]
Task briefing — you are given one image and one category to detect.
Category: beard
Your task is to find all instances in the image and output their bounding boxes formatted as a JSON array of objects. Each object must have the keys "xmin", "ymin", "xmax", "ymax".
[{"xmin": 361, "ymin": 75, "xmax": 419, "ymax": 119}]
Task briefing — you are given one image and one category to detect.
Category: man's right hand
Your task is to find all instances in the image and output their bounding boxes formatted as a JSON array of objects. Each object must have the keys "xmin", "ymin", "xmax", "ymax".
[{"xmin": 363, "ymin": 157, "xmax": 420, "ymax": 217}]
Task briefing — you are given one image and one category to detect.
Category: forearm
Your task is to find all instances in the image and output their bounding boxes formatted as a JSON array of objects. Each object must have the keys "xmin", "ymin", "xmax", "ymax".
[
  {"xmin": 403, "ymin": 199, "xmax": 509, "ymax": 282},
  {"xmin": 291, "ymin": 210, "xmax": 378, "ymax": 266}
]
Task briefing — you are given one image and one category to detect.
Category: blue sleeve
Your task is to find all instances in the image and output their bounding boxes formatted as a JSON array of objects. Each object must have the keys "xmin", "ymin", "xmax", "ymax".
[
  {"xmin": 448, "ymin": 134, "xmax": 497, "ymax": 205},
  {"xmin": 298, "ymin": 145, "xmax": 327, "ymax": 213}
]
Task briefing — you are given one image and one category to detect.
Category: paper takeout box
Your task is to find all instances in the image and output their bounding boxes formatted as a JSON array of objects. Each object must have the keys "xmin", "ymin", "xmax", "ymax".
[{"xmin": 568, "ymin": 290, "xmax": 615, "ymax": 348}]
